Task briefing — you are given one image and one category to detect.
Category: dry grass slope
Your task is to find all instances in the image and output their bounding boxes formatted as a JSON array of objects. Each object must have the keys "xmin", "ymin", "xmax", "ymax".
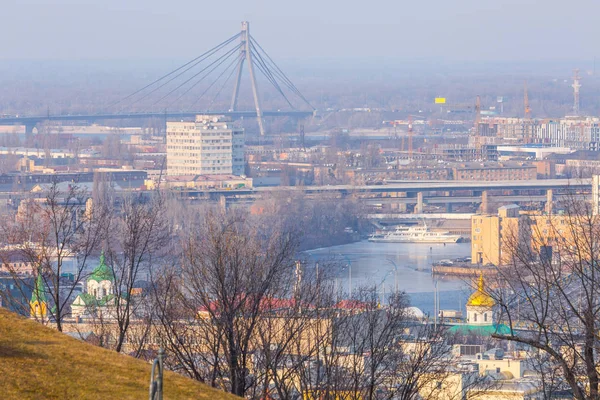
[{"xmin": 0, "ymin": 309, "xmax": 238, "ymax": 400}]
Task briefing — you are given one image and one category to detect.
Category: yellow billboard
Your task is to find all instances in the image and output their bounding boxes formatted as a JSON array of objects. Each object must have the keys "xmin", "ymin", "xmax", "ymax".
[{"xmin": 435, "ymin": 97, "xmax": 446, "ymax": 104}]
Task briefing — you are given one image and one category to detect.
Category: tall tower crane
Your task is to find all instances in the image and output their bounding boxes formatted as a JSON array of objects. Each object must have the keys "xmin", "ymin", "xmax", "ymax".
[
  {"xmin": 474, "ymin": 96, "xmax": 482, "ymax": 159},
  {"xmin": 408, "ymin": 115, "xmax": 414, "ymax": 161}
]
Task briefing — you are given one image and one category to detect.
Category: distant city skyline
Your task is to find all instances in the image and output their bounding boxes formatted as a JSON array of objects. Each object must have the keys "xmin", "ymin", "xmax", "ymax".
[{"xmin": 3, "ymin": 0, "xmax": 600, "ymax": 63}]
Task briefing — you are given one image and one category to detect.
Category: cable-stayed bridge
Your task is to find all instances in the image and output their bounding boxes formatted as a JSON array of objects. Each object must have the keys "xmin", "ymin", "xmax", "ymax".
[{"xmin": 0, "ymin": 21, "xmax": 315, "ymax": 135}]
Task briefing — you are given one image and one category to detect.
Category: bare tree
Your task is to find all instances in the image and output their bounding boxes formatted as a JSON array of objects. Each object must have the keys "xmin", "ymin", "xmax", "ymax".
[
  {"xmin": 153, "ymin": 209, "xmax": 298, "ymax": 397},
  {"xmin": 0, "ymin": 181, "xmax": 105, "ymax": 331},
  {"xmin": 302, "ymin": 288, "xmax": 463, "ymax": 400},
  {"xmin": 97, "ymin": 190, "xmax": 169, "ymax": 353},
  {"xmin": 489, "ymin": 194, "xmax": 600, "ymax": 399}
]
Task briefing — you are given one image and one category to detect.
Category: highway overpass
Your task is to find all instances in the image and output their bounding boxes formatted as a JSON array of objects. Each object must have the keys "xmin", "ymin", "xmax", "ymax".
[
  {"xmin": 169, "ymin": 178, "xmax": 592, "ymax": 200},
  {"xmin": 251, "ymin": 179, "xmax": 592, "ymax": 195},
  {"xmin": 0, "ymin": 175, "xmax": 592, "ymax": 215},
  {"xmin": 176, "ymin": 178, "xmax": 593, "ymax": 214}
]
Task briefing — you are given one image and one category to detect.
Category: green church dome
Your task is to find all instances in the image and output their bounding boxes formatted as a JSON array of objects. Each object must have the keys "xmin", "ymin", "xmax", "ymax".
[
  {"xmin": 31, "ymin": 273, "xmax": 47, "ymax": 303},
  {"xmin": 88, "ymin": 252, "xmax": 114, "ymax": 283}
]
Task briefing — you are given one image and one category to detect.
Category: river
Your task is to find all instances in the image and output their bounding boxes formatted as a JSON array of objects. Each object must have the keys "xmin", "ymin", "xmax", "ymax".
[{"xmin": 304, "ymin": 240, "xmax": 473, "ymax": 316}]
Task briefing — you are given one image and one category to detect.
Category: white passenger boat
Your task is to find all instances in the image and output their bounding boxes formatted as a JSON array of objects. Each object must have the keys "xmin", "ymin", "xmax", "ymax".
[{"xmin": 368, "ymin": 225, "xmax": 461, "ymax": 243}]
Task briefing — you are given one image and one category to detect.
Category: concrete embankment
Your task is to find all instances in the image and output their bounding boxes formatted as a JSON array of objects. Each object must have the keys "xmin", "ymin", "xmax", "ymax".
[{"xmin": 432, "ymin": 263, "xmax": 496, "ymax": 277}]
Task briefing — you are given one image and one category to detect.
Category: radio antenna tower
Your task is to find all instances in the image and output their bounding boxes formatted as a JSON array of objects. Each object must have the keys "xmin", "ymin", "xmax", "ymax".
[
  {"xmin": 572, "ymin": 68, "xmax": 581, "ymax": 116},
  {"xmin": 523, "ymin": 81, "xmax": 532, "ymax": 144}
]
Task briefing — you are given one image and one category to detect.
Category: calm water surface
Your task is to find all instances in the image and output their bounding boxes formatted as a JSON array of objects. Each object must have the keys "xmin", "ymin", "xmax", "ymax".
[{"xmin": 305, "ymin": 240, "xmax": 473, "ymax": 315}]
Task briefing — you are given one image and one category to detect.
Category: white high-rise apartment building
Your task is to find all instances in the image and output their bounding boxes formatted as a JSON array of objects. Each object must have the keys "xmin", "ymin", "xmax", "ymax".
[{"xmin": 167, "ymin": 115, "xmax": 245, "ymax": 176}]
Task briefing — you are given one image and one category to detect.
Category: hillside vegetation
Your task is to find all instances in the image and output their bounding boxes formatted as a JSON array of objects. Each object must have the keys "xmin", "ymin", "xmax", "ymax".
[{"xmin": 0, "ymin": 309, "xmax": 237, "ymax": 400}]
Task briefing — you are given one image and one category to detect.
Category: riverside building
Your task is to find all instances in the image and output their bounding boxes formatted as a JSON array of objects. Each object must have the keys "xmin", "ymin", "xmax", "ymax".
[{"xmin": 167, "ymin": 115, "xmax": 245, "ymax": 176}]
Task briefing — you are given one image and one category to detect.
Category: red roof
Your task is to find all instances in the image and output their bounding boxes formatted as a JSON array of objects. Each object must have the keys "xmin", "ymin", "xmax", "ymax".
[
  {"xmin": 198, "ymin": 296, "xmax": 300, "ymax": 315},
  {"xmin": 334, "ymin": 300, "xmax": 370, "ymax": 310}
]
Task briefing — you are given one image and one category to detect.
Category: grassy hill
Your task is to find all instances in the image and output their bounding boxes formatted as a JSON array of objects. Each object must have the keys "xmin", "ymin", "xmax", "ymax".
[{"xmin": 0, "ymin": 308, "xmax": 237, "ymax": 399}]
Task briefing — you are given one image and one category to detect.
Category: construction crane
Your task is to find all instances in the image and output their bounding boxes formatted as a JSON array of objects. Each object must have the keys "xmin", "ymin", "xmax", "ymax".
[
  {"xmin": 408, "ymin": 115, "xmax": 414, "ymax": 161},
  {"xmin": 391, "ymin": 120, "xmax": 404, "ymax": 153},
  {"xmin": 524, "ymin": 81, "xmax": 531, "ymax": 119},
  {"xmin": 383, "ymin": 118, "xmax": 422, "ymax": 160},
  {"xmin": 400, "ymin": 126, "xmax": 405, "ymax": 155},
  {"xmin": 474, "ymin": 96, "xmax": 481, "ymax": 159},
  {"xmin": 383, "ymin": 120, "xmax": 404, "ymax": 154}
]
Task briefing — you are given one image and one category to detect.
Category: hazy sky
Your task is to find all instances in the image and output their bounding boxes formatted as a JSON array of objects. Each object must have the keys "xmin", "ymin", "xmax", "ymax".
[{"xmin": 3, "ymin": 0, "xmax": 599, "ymax": 63}]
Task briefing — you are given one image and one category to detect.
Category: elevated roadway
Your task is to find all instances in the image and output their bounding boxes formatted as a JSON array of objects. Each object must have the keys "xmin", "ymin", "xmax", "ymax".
[
  {"xmin": 367, "ymin": 213, "xmax": 475, "ymax": 220},
  {"xmin": 172, "ymin": 178, "xmax": 591, "ymax": 199},
  {"xmin": 0, "ymin": 110, "xmax": 314, "ymax": 133},
  {"xmin": 0, "ymin": 176, "xmax": 591, "ymax": 216},
  {"xmin": 366, "ymin": 193, "xmax": 588, "ymax": 205},
  {"xmin": 258, "ymin": 179, "xmax": 591, "ymax": 194}
]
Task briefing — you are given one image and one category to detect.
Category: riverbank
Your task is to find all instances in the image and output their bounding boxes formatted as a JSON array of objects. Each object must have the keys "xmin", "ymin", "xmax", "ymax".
[
  {"xmin": 432, "ymin": 263, "xmax": 497, "ymax": 277},
  {"xmin": 305, "ymin": 240, "xmax": 474, "ymax": 315}
]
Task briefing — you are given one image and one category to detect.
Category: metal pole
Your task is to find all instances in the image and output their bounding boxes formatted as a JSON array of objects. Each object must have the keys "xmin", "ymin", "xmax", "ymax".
[
  {"xmin": 349, "ymin": 263, "xmax": 352, "ymax": 296},
  {"xmin": 339, "ymin": 253, "xmax": 352, "ymax": 297},
  {"xmin": 437, "ymin": 282, "xmax": 440, "ymax": 323},
  {"xmin": 434, "ymin": 281, "xmax": 438, "ymax": 330},
  {"xmin": 149, "ymin": 348, "xmax": 165, "ymax": 400},
  {"xmin": 158, "ymin": 348, "xmax": 164, "ymax": 400},
  {"xmin": 386, "ymin": 258, "xmax": 399, "ymax": 293}
]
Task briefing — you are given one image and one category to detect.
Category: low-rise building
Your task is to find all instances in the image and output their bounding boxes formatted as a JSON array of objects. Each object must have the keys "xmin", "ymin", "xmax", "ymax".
[
  {"xmin": 472, "ymin": 204, "xmax": 585, "ymax": 266},
  {"xmin": 145, "ymin": 174, "xmax": 252, "ymax": 190},
  {"xmin": 452, "ymin": 162, "xmax": 537, "ymax": 181}
]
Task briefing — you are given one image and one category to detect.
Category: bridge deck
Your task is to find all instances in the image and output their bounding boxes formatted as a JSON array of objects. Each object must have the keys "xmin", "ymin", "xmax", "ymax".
[
  {"xmin": 0, "ymin": 110, "xmax": 314, "ymax": 126},
  {"xmin": 253, "ymin": 178, "xmax": 591, "ymax": 194}
]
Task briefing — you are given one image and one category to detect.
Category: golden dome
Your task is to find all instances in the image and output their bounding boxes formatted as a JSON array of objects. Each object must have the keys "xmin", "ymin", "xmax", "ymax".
[{"xmin": 466, "ymin": 274, "xmax": 495, "ymax": 308}]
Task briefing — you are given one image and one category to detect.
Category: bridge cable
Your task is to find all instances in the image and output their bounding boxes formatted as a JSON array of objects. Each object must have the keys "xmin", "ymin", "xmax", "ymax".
[
  {"xmin": 187, "ymin": 53, "xmax": 244, "ymax": 112},
  {"xmin": 117, "ymin": 35, "xmax": 241, "ymax": 112},
  {"xmin": 107, "ymin": 32, "xmax": 240, "ymax": 112},
  {"xmin": 249, "ymin": 43, "xmax": 295, "ymax": 109},
  {"xmin": 249, "ymin": 41, "xmax": 292, "ymax": 104},
  {"xmin": 165, "ymin": 46, "xmax": 242, "ymax": 109},
  {"xmin": 249, "ymin": 37, "xmax": 301, "ymax": 101},
  {"xmin": 207, "ymin": 54, "xmax": 243, "ymax": 111},
  {"xmin": 257, "ymin": 52, "xmax": 309, "ymax": 108},
  {"xmin": 249, "ymin": 36, "xmax": 310, "ymax": 105},
  {"xmin": 252, "ymin": 48, "xmax": 304, "ymax": 103},
  {"xmin": 249, "ymin": 36, "xmax": 314, "ymax": 110},
  {"xmin": 250, "ymin": 47, "xmax": 288, "ymax": 99},
  {"xmin": 150, "ymin": 43, "xmax": 242, "ymax": 109}
]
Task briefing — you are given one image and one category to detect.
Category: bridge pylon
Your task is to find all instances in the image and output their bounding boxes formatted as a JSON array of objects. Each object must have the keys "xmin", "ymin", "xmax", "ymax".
[
  {"xmin": 230, "ymin": 21, "xmax": 265, "ymax": 136},
  {"xmin": 24, "ymin": 122, "xmax": 37, "ymax": 135}
]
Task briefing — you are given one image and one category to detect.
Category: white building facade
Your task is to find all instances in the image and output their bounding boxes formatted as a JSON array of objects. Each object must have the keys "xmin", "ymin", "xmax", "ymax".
[
  {"xmin": 167, "ymin": 115, "xmax": 245, "ymax": 176},
  {"xmin": 479, "ymin": 116, "xmax": 600, "ymax": 150}
]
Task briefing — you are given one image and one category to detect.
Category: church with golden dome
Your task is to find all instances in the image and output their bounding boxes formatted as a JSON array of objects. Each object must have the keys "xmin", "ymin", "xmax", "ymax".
[
  {"xmin": 30, "ymin": 271, "xmax": 47, "ymax": 320},
  {"xmin": 448, "ymin": 274, "xmax": 511, "ymax": 336}
]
